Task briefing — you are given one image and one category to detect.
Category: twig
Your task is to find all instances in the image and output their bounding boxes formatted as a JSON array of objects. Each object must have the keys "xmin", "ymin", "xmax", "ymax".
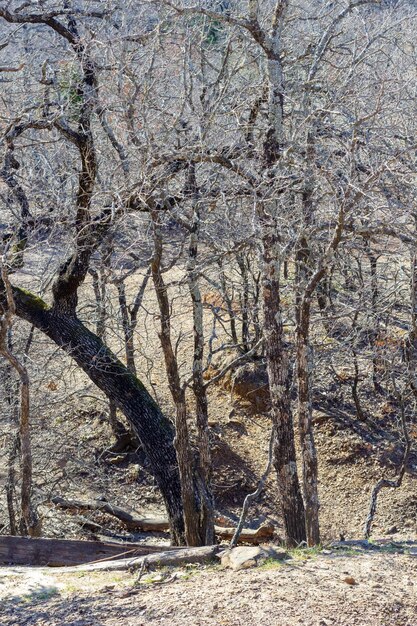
[
  {"xmin": 229, "ymin": 427, "xmax": 275, "ymax": 548},
  {"xmin": 364, "ymin": 380, "xmax": 412, "ymax": 539},
  {"xmin": 134, "ymin": 557, "xmax": 149, "ymax": 583}
]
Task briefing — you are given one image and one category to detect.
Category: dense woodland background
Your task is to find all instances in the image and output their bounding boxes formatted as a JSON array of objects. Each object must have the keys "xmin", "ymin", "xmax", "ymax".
[{"xmin": 0, "ymin": 0, "xmax": 416, "ymax": 550}]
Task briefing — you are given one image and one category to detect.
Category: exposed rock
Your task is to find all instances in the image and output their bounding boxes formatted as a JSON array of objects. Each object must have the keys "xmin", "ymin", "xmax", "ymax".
[
  {"xmin": 218, "ymin": 546, "xmax": 261, "ymax": 571},
  {"xmin": 218, "ymin": 545, "xmax": 287, "ymax": 571},
  {"xmin": 205, "ymin": 350, "xmax": 270, "ymax": 412},
  {"xmin": 231, "ymin": 360, "xmax": 270, "ymax": 412}
]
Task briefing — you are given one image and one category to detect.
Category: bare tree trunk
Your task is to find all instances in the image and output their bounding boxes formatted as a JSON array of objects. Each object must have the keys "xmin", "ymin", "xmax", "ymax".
[
  {"xmin": 0, "ymin": 265, "xmax": 41, "ymax": 537},
  {"xmin": 4, "ymin": 285, "xmax": 187, "ymax": 544},
  {"xmin": 365, "ymin": 241, "xmax": 383, "ymax": 394},
  {"xmin": 89, "ymin": 267, "xmax": 106, "ymax": 341},
  {"xmin": 186, "ymin": 178, "xmax": 215, "ymax": 545},
  {"xmin": 405, "ymin": 229, "xmax": 417, "ymax": 396},
  {"xmin": 117, "ymin": 281, "xmax": 138, "ymax": 376},
  {"xmin": 0, "ymin": 6, "xmax": 189, "ymax": 545},
  {"xmin": 6, "ymin": 431, "xmax": 19, "ymax": 535},
  {"xmin": 90, "ymin": 265, "xmax": 128, "ymax": 442},
  {"xmin": 294, "ymin": 218, "xmax": 320, "ymax": 545},
  {"xmin": 260, "ymin": 218, "xmax": 306, "ymax": 547},
  {"xmin": 293, "ymin": 121, "xmax": 321, "ymax": 546},
  {"xmin": 316, "ymin": 274, "xmax": 333, "ymax": 335},
  {"xmin": 249, "ymin": 265, "xmax": 262, "ymax": 346},
  {"xmin": 283, "ymin": 258, "xmax": 289, "ymax": 280},
  {"xmin": 116, "ymin": 267, "xmax": 151, "ymax": 378},
  {"xmin": 257, "ymin": 5, "xmax": 307, "ymax": 546},
  {"xmin": 236, "ymin": 253, "xmax": 250, "ymax": 352},
  {"xmin": 218, "ymin": 259, "xmax": 239, "ymax": 346},
  {"xmin": 351, "ymin": 347, "xmax": 366, "ymax": 421},
  {"xmin": 16, "ymin": 353, "xmax": 40, "ymax": 536},
  {"xmin": 3, "ymin": 353, "xmax": 19, "ymax": 534},
  {"xmin": 411, "ymin": 241, "xmax": 417, "ymax": 342},
  {"xmin": 151, "ymin": 213, "xmax": 206, "ymax": 546},
  {"xmin": 296, "ymin": 314, "xmax": 320, "ymax": 546},
  {"xmin": 295, "ymin": 201, "xmax": 345, "ymax": 545}
]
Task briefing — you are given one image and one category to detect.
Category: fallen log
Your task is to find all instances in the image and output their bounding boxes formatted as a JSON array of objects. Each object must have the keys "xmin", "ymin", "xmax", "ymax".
[
  {"xmin": 62, "ymin": 545, "xmax": 220, "ymax": 572},
  {"xmin": 0, "ymin": 535, "xmax": 176, "ymax": 567},
  {"xmin": 50, "ymin": 495, "xmax": 274, "ymax": 544},
  {"xmin": 215, "ymin": 523, "xmax": 274, "ymax": 543},
  {"xmin": 51, "ymin": 496, "xmax": 170, "ymax": 532},
  {"xmin": 72, "ymin": 515, "xmax": 105, "ymax": 534}
]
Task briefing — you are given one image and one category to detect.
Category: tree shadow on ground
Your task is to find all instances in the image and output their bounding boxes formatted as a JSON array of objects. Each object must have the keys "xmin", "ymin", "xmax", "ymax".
[{"xmin": 2, "ymin": 591, "xmax": 146, "ymax": 626}]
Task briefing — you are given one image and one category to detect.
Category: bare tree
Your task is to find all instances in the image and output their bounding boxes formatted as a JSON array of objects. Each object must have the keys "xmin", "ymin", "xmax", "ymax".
[{"xmin": 0, "ymin": 262, "xmax": 40, "ymax": 536}]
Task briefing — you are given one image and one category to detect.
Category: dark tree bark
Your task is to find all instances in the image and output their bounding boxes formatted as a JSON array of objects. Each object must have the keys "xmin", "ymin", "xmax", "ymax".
[
  {"xmin": 186, "ymin": 173, "xmax": 215, "ymax": 545},
  {"xmin": 365, "ymin": 240, "xmax": 384, "ymax": 394},
  {"xmin": 294, "ymin": 129, "xmax": 320, "ymax": 547},
  {"xmin": 260, "ymin": 216, "xmax": 307, "ymax": 547},
  {"xmin": 405, "ymin": 228, "xmax": 417, "ymax": 396},
  {"xmin": 295, "ymin": 204, "xmax": 345, "ymax": 546},
  {"xmin": 295, "ymin": 309, "xmax": 320, "ymax": 546},
  {"xmin": 3, "ymin": 286, "xmax": 186, "ymax": 545},
  {"xmin": 236, "ymin": 253, "xmax": 250, "ymax": 352}
]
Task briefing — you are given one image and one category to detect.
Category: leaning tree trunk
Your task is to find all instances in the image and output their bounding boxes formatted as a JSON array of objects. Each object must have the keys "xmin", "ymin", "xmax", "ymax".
[
  {"xmin": 6, "ymin": 287, "xmax": 186, "ymax": 545},
  {"xmin": 0, "ymin": 4, "xmax": 185, "ymax": 538}
]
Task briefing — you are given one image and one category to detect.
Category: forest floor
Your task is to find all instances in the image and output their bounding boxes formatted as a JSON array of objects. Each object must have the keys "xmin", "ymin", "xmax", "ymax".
[
  {"xmin": 1, "ymin": 248, "xmax": 417, "ymax": 624},
  {"xmin": 1, "ymin": 388, "xmax": 416, "ymax": 626},
  {"xmin": 1, "ymin": 541, "xmax": 417, "ymax": 625}
]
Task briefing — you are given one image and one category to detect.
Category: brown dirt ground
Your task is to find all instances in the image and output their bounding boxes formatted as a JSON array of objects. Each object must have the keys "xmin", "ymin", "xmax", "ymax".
[{"xmin": 1, "ymin": 545, "xmax": 417, "ymax": 625}]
